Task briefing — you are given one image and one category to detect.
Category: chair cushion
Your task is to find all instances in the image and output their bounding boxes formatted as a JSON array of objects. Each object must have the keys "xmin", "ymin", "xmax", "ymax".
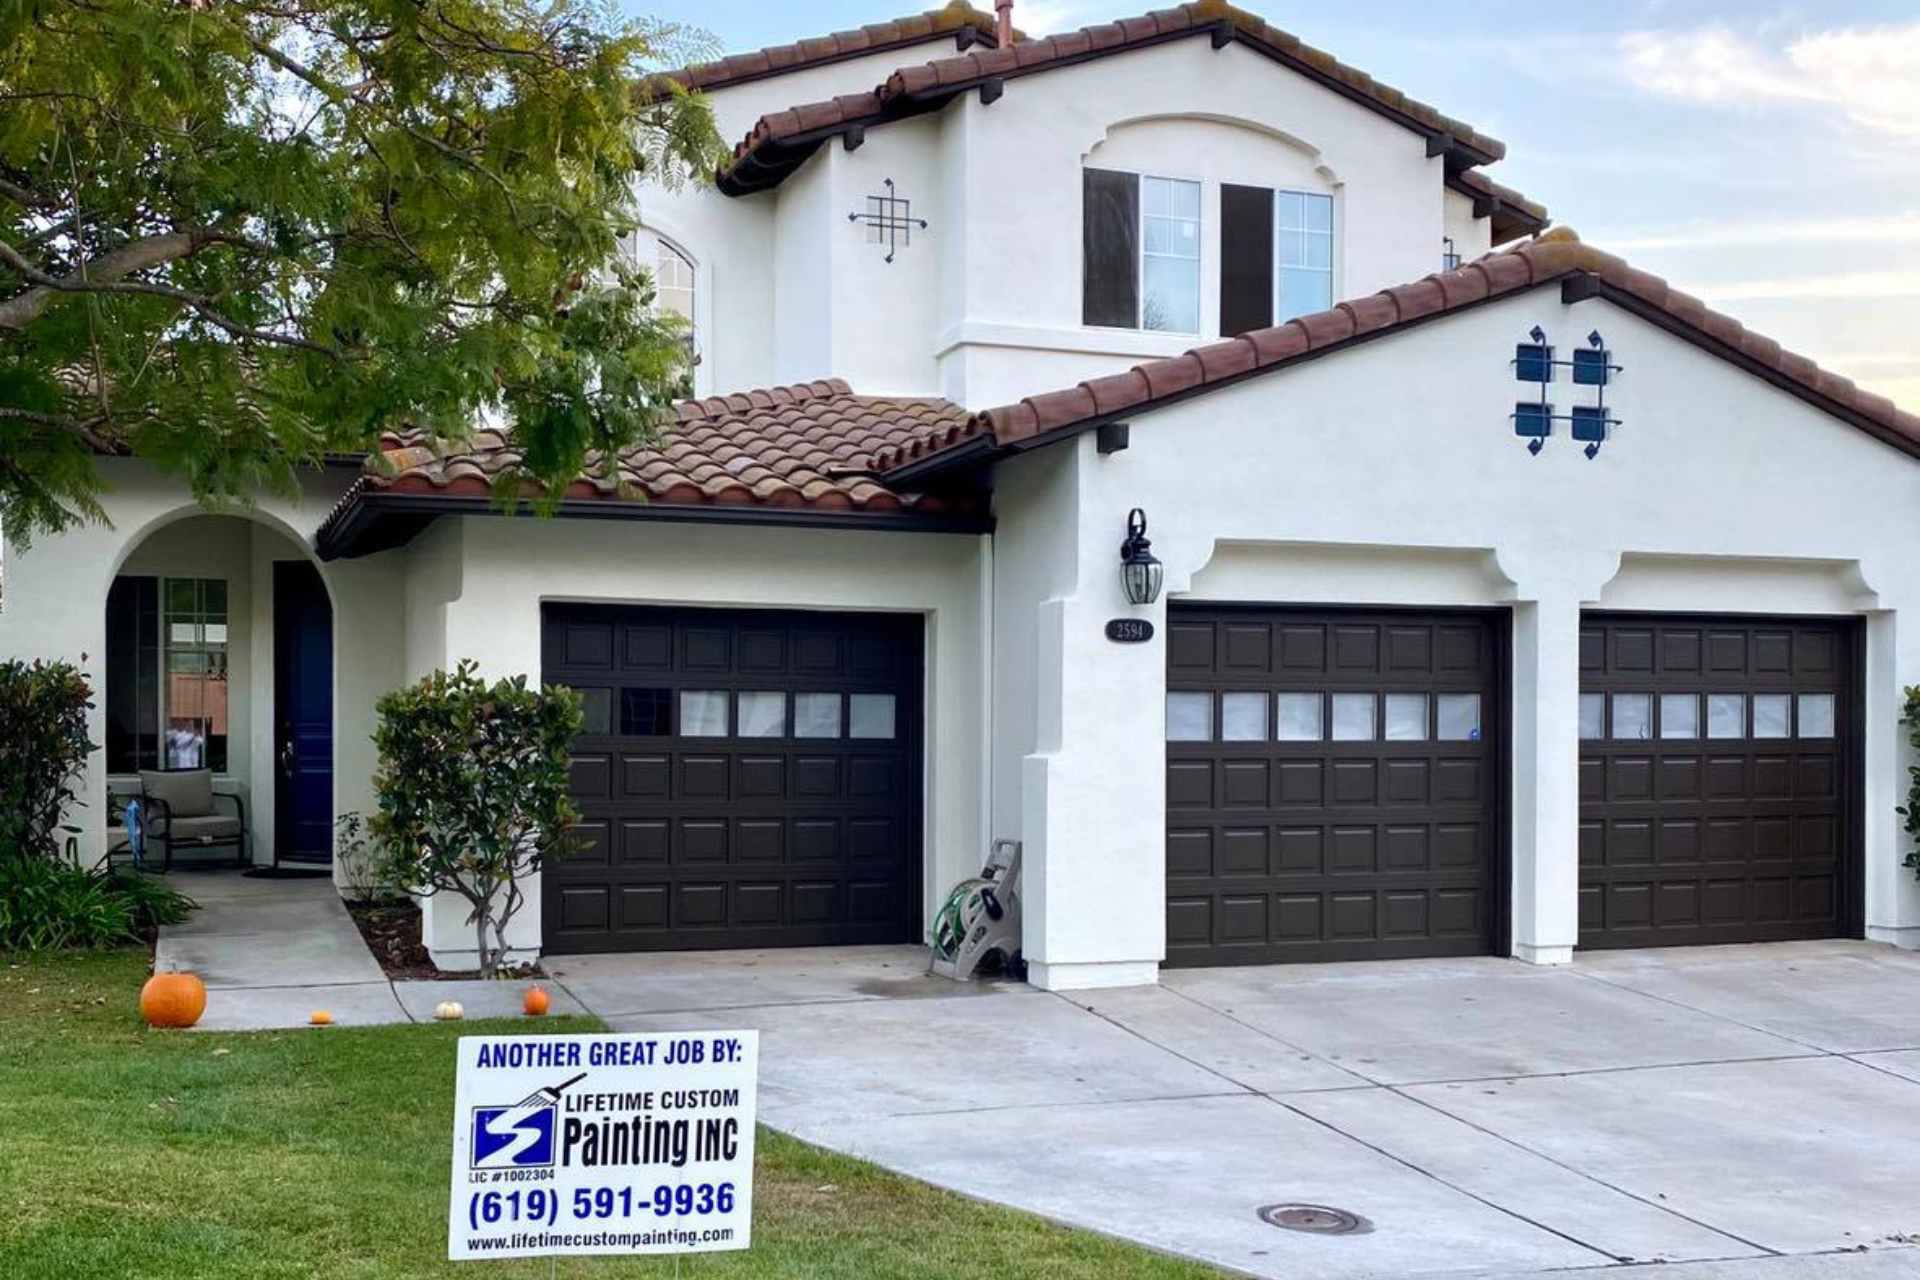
[
  {"xmin": 164, "ymin": 814, "xmax": 242, "ymax": 842},
  {"xmin": 141, "ymin": 769, "xmax": 214, "ymax": 818}
]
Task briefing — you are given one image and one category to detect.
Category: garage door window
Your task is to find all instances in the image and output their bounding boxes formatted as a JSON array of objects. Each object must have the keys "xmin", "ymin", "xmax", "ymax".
[
  {"xmin": 794, "ymin": 692, "xmax": 842, "ymax": 738},
  {"xmin": 1659, "ymin": 693, "xmax": 1698, "ymax": 739},
  {"xmin": 621, "ymin": 687, "xmax": 671, "ymax": 735},
  {"xmin": 1276, "ymin": 692, "xmax": 1323, "ymax": 741},
  {"xmin": 1799, "ymin": 693, "xmax": 1836, "ymax": 737},
  {"xmin": 576, "ymin": 688, "xmax": 612, "ymax": 734},
  {"xmin": 1330, "ymin": 692, "xmax": 1375, "ymax": 741},
  {"xmin": 1578, "ymin": 692, "xmax": 1604, "ymax": 739},
  {"xmin": 849, "ymin": 693, "xmax": 897, "ymax": 739},
  {"xmin": 1221, "ymin": 691, "xmax": 1268, "ymax": 740},
  {"xmin": 1707, "ymin": 693, "xmax": 1744, "ymax": 738},
  {"xmin": 1166, "ymin": 691, "xmax": 1213, "ymax": 741},
  {"xmin": 1436, "ymin": 692, "xmax": 1482, "ymax": 741},
  {"xmin": 679, "ymin": 690, "xmax": 729, "ymax": 736},
  {"xmin": 1384, "ymin": 693, "xmax": 1428, "ymax": 740},
  {"xmin": 738, "ymin": 691, "xmax": 787, "ymax": 737},
  {"xmin": 1610, "ymin": 693, "xmax": 1652, "ymax": 740},
  {"xmin": 1753, "ymin": 693, "xmax": 1791, "ymax": 739}
]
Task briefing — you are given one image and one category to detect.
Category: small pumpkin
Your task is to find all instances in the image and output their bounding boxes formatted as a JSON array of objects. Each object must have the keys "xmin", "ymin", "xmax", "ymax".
[
  {"xmin": 140, "ymin": 972, "xmax": 207, "ymax": 1029},
  {"xmin": 523, "ymin": 986, "xmax": 551, "ymax": 1017},
  {"xmin": 434, "ymin": 1000, "xmax": 465, "ymax": 1021},
  {"xmin": 310, "ymin": 1009, "xmax": 334, "ymax": 1026}
]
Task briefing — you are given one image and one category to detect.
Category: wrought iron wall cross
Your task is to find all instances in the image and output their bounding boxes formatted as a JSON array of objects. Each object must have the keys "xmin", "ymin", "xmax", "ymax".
[{"xmin": 848, "ymin": 179, "xmax": 927, "ymax": 264}]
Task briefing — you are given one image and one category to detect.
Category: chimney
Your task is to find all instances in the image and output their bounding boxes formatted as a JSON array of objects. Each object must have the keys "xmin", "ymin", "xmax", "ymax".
[{"xmin": 995, "ymin": 0, "xmax": 1013, "ymax": 46}]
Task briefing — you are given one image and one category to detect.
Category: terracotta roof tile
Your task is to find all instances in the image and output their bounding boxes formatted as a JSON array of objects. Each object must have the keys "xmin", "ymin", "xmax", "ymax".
[
  {"xmin": 658, "ymin": 4, "xmax": 1007, "ymax": 95},
  {"xmin": 368, "ymin": 380, "xmax": 973, "ymax": 516},
  {"xmin": 720, "ymin": 1, "xmax": 1505, "ymax": 193},
  {"xmin": 877, "ymin": 227, "xmax": 1920, "ymax": 475}
]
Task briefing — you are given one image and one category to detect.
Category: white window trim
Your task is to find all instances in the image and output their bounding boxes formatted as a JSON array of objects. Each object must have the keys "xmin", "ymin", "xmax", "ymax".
[
  {"xmin": 1138, "ymin": 173, "xmax": 1202, "ymax": 335},
  {"xmin": 1272, "ymin": 187, "xmax": 1335, "ymax": 324}
]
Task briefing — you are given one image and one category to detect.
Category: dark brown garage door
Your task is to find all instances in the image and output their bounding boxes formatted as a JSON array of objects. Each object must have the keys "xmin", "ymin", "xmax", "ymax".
[
  {"xmin": 1165, "ymin": 606, "xmax": 1506, "ymax": 966},
  {"xmin": 1579, "ymin": 613, "xmax": 1858, "ymax": 949},
  {"xmin": 542, "ymin": 605, "xmax": 922, "ymax": 955}
]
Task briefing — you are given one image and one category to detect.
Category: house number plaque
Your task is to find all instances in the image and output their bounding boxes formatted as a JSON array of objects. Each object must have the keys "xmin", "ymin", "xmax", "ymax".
[{"xmin": 1104, "ymin": 618, "xmax": 1154, "ymax": 644}]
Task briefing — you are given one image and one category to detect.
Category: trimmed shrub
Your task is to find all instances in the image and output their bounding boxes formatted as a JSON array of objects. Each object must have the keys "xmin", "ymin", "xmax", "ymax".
[{"xmin": 0, "ymin": 658, "xmax": 96, "ymax": 862}]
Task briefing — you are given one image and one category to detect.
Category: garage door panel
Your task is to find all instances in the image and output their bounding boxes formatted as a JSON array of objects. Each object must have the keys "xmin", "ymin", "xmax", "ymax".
[
  {"xmin": 1579, "ymin": 613, "xmax": 1852, "ymax": 950},
  {"xmin": 1166, "ymin": 606, "xmax": 1501, "ymax": 966},
  {"xmin": 543, "ymin": 605, "xmax": 921, "ymax": 954}
]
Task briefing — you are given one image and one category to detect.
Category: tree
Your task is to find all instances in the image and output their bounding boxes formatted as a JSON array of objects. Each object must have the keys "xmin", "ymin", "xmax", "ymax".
[
  {"xmin": 0, "ymin": 0, "xmax": 725, "ymax": 548},
  {"xmin": 371, "ymin": 661, "xmax": 582, "ymax": 978},
  {"xmin": 0, "ymin": 657, "xmax": 96, "ymax": 861}
]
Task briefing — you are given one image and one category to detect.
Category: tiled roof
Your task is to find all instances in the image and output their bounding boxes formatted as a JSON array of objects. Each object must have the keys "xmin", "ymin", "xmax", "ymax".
[
  {"xmin": 367, "ymin": 379, "xmax": 974, "ymax": 514},
  {"xmin": 1448, "ymin": 169, "xmax": 1549, "ymax": 244},
  {"xmin": 656, "ymin": 3, "xmax": 1010, "ymax": 95},
  {"xmin": 875, "ymin": 228, "xmax": 1920, "ymax": 475},
  {"xmin": 720, "ymin": 1, "xmax": 1505, "ymax": 194}
]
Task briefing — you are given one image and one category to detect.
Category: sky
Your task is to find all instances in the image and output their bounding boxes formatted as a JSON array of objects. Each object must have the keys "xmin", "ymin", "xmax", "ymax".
[{"xmin": 629, "ymin": 0, "xmax": 1920, "ymax": 413}]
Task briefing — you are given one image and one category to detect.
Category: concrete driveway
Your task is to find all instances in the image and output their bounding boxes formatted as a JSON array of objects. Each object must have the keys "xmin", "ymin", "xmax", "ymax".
[{"xmin": 545, "ymin": 940, "xmax": 1920, "ymax": 1280}]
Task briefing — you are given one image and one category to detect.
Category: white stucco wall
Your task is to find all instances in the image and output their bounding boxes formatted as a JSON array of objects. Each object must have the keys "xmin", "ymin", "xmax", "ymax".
[
  {"xmin": 406, "ymin": 515, "xmax": 990, "ymax": 964},
  {"xmin": 0, "ymin": 463, "xmax": 405, "ymax": 884},
  {"xmin": 990, "ymin": 285, "xmax": 1920, "ymax": 986}
]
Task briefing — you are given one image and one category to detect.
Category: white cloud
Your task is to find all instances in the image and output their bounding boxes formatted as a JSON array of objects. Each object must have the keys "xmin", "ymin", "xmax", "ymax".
[
  {"xmin": 1008, "ymin": 2, "xmax": 1094, "ymax": 37},
  {"xmin": 1617, "ymin": 22, "xmax": 1920, "ymax": 138},
  {"xmin": 1682, "ymin": 270, "xmax": 1920, "ymax": 302}
]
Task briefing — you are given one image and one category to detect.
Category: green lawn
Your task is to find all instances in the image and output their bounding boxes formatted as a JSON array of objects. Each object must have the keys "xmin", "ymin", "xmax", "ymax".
[{"xmin": 0, "ymin": 950, "xmax": 1221, "ymax": 1279}]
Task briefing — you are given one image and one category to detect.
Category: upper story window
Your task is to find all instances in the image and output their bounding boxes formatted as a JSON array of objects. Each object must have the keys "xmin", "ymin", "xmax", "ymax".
[
  {"xmin": 1221, "ymin": 184, "xmax": 1334, "ymax": 337},
  {"xmin": 656, "ymin": 239, "xmax": 695, "ymax": 333},
  {"xmin": 1082, "ymin": 169, "xmax": 1201, "ymax": 334}
]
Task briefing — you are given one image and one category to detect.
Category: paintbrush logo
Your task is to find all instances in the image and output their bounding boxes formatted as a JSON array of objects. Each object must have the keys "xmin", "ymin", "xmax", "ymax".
[{"xmin": 470, "ymin": 1071, "xmax": 585, "ymax": 1169}]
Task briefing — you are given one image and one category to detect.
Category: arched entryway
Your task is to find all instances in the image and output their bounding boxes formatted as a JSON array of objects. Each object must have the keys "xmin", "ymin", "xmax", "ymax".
[{"xmin": 104, "ymin": 512, "xmax": 336, "ymax": 868}]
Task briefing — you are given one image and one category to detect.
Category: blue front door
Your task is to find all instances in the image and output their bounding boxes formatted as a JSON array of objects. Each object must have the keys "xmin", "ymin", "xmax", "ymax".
[{"xmin": 273, "ymin": 560, "xmax": 333, "ymax": 861}]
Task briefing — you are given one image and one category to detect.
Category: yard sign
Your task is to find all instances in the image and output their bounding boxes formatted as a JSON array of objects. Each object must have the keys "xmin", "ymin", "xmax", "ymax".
[{"xmin": 448, "ymin": 1031, "xmax": 757, "ymax": 1260}]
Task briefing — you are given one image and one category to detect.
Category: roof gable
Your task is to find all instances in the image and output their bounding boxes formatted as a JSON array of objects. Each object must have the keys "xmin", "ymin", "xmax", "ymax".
[
  {"xmin": 718, "ymin": 1, "xmax": 1505, "ymax": 196},
  {"xmin": 876, "ymin": 229, "xmax": 1920, "ymax": 481},
  {"xmin": 658, "ymin": 4, "xmax": 1010, "ymax": 97}
]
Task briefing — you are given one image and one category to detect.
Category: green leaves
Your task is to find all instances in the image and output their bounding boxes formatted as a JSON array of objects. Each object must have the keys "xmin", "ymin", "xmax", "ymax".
[
  {"xmin": 0, "ymin": 658, "xmax": 97, "ymax": 864},
  {"xmin": 0, "ymin": 0, "xmax": 726, "ymax": 547},
  {"xmin": 369, "ymin": 660, "xmax": 583, "ymax": 976}
]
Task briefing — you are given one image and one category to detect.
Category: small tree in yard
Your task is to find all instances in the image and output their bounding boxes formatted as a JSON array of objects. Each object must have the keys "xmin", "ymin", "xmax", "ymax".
[
  {"xmin": 0, "ymin": 658, "xmax": 96, "ymax": 862},
  {"xmin": 371, "ymin": 662, "xmax": 582, "ymax": 978}
]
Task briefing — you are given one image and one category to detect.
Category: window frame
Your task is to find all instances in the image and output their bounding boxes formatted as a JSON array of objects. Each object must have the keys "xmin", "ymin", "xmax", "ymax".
[
  {"xmin": 1272, "ymin": 188, "xmax": 1335, "ymax": 323},
  {"xmin": 107, "ymin": 573, "xmax": 232, "ymax": 774},
  {"xmin": 1137, "ymin": 173, "xmax": 1202, "ymax": 335}
]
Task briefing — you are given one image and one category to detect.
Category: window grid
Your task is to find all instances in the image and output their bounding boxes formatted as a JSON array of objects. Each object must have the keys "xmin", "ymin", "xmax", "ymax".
[
  {"xmin": 1275, "ymin": 190, "xmax": 1333, "ymax": 321},
  {"xmin": 1140, "ymin": 175, "xmax": 1201, "ymax": 333}
]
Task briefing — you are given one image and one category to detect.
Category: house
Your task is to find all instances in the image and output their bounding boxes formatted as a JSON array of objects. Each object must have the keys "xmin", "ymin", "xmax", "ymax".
[{"xmin": 7, "ymin": 0, "xmax": 1920, "ymax": 985}]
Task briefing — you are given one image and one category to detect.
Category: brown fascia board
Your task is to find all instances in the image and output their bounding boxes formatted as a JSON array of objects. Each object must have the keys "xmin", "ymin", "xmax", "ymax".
[
  {"xmin": 718, "ymin": 2, "xmax": 1505, "ymax": 197},
  {"xmin": 1446, "ymin": 171, "xmax": 1550, "ymax": 245},
  {"xmin": 876, "ymin": 231, "xmax": 1920, "ymax": 485}
]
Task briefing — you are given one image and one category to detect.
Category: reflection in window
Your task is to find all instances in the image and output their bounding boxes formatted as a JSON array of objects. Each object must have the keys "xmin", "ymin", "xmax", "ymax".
[
  {"xmin": 162, "ymin": 578, "xmax": 229, "ymax": 770},
  {"xmin": 1707, "ymin": 693, "xmax": 1745, "ymax": 739},
  {"xmin": 1798, "ymin": 693, "xmax": 1836, "ymax": 738},
  {"xmin": 1752, "ymin": 693, "xmax": 1791, "ymax": 739},
  {"xmin": 1141, "ymin": 176, "xmax": 1201, "ymax": 332},
  {"xmin": 1659, "ymin": 693, "xmax": 1698, "ymax": 739},
  {"xmin": 794, "ymin": 693, "xmax": 841, "ymax": 739},
  {"xmin": 1611, "ymin": 693, "xmax": 1652, "ymax": 741},
  {"xmin": 620, "ymin": 687, "xmax": 671, "ymax": 735},
  {"xmin": 1578, "ymin": 692, "xmax": 1604, "ymax": 740},
  {"xmin": 737, "ymin": 691, "xmax": 786, "ymax": 738},
  {"xmin": 679, "ymin": 690, "xmax": 728, "ymax": 737},
  {"xmin": 1275, "ymin": 693, "xmax": 1322, "ymax": 742},
  {"xmin": 1166, "ymin": 691, "xmax": 1212, "ymax": 742},
  {"xmin": 1221, "ymin": 692, "xmax": 1268, "ymax": 741},
  {"xmin": 573, "ymin": 687, "xmax": 612, "ymax": 734},
  {"xmin": 1437, "ymin": 693, "xmax": 1482, "ymax": 742},
  {"xmin": 1331, "ymin": 693, "xmax": 1375, "ymax": 741},
  {"xmin": 1385, "ymin": 693, "xmax": 1427, "ymax": 741},
  {"xmin": 850, "ymin": 693, "xmax": 897, "ymax": 739}
]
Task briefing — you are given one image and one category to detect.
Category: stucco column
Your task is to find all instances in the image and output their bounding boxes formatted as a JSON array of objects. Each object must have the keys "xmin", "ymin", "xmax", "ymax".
[
  {"xmin": 1509, "ymin": 594, "xmax": 1582, "ymax": 963},
  {"xmin": 1020, "ymin": 591, "xmax": 1167, "ymax": 991}
]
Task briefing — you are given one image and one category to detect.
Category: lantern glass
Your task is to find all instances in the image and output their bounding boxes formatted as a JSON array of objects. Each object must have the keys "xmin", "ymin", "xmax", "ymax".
[{"xmin": 1122, "ymin": 556, "xmax": 1163, "ymax": 606}]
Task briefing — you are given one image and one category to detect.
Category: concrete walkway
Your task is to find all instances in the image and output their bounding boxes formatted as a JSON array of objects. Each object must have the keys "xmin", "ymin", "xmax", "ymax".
[
  {"xmin": 152, "ymin": 870, "xmax": 584, "ymax": 1029},
  {"xmin": 155, "ymin": 880, "xmax": 1920, "ymax": 1278}
]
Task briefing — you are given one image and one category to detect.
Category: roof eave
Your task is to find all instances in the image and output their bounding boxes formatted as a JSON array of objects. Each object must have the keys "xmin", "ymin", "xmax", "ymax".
[{"xmin": 315, "ymin": 490, "xmax": 995, "ymax": 560}]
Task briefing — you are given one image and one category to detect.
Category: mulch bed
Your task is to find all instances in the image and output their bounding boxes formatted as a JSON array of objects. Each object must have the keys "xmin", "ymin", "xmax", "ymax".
[{"xmin": 344, "ymin": 898, "xmax": 546, "ymax": 982}]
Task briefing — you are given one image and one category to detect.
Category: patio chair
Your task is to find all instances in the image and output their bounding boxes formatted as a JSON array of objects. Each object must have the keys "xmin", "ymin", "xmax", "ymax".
[{"xmin": 136, "ymin": 768, "xmax": 250, "ymax": 871}]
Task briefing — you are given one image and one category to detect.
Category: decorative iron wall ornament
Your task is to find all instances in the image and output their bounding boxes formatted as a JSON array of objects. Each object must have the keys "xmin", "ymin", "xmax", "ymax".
[
  {"xmin": 1510, "ymin": 325, "xmax": 1622, "ymax": 458},
  {"xmin": 848, "ymin": 178, "xmax": 927, "ymax": 263}
]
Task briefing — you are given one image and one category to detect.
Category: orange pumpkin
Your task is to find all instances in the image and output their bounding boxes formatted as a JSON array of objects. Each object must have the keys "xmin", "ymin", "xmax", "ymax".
[
  {"xmin": 139, "ymin": 972, "xmax": 207, "ymax": 1029},
  {"xmin": 310, "ymin": 1010, "xmax": 334, "ymax": 1026},
  {"xmin": 523, "ymin": 986, "xmax": 551, "ymax": 1017}
]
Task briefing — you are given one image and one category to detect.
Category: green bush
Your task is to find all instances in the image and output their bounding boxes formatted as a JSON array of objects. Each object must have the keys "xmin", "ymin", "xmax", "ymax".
[
  {"xmin": 0, "ymin": 860, "xmax": 195, "ymax": 951},
  {"xmin": 0, "ymin": 658, "xmax": 97, "ymax": 862},
  {"xmin": 372, "ymin": 661, "xmax": 582, "ymax": 977}
]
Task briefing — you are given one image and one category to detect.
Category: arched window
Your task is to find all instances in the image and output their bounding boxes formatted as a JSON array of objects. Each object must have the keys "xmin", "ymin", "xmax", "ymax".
[{"xmin": 655, "ymin": 239, "xmax": 696, "ymax": 355}]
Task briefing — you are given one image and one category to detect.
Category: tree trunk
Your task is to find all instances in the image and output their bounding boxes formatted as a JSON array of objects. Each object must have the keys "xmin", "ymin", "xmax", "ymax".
[{"xmin": 474, "ymin": 904, "xmax": 495, "ymax": 980}]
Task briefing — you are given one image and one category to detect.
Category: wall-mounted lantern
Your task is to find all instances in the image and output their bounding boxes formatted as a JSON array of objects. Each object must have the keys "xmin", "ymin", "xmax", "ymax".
[{"xmin": 1119, "ymin": 508, "xmax": 1164, "ymax": 606}]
